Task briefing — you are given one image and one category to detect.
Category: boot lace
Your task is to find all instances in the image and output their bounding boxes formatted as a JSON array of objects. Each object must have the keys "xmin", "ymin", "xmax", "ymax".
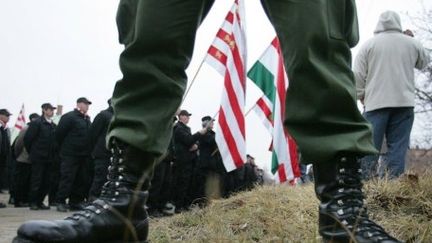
[
  {"xmin": 66, "ymin": 139, "xmax": 129, "ymax": 221},
  {"xmin": 333, "ymin": 157, "xmax": 400, "ymax": 242}
]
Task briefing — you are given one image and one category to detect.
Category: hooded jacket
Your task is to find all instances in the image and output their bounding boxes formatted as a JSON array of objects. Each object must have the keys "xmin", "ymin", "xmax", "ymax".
[{"xmin": 354, "ymin": 11, "xmax": 429, "ymax": 112}]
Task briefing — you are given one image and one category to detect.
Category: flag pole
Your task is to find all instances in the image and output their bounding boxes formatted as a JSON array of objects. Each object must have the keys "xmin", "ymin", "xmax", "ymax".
[
  {"xmin": 181, "ymin": 58, "xmax": 206, "ymax": 105},
  {"xmin": 212, "ymin": 98, "xmax": 259, "ymax": 120},
  {"xmin": 244, "ymin": 103, "xmax": 257, "ymax": 117},
  {"xmin": 245, "ymin": 94, "xmax": 266, "ymax": 117}
]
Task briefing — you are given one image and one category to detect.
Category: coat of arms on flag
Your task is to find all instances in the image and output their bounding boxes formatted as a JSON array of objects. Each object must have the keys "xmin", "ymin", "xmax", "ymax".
[{"xmin": 205, "ymin": 0, "xmax": 247, "ymax": 172}]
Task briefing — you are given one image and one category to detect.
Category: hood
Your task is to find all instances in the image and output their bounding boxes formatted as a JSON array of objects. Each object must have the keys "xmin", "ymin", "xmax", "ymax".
[{"xmin": 374, "ymin": 11, "xmax": 402, "ymax": 34}]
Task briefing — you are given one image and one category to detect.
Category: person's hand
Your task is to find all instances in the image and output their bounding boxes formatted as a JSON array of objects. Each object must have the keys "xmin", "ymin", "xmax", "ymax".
[
  {"xmin": 403, "ymin": 29, "xmax": 414, "ymax": 37},
  {"xmin": 189, "ymin": 144, "xmax": 198, "ymax": 151},
  {"xmin": 0, "ymin": 120, "xmax": 5, "ymax": 127},
  {"xmin": 198, "ymin": 128, "xmax": 208, "ymax": 135}
]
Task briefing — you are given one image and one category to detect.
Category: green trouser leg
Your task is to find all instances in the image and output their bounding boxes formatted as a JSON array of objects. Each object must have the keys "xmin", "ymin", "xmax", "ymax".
[
  {"xmin": 262, "ymin": 0, "xmax": 378, "ymax": 163},
  {"xmin": 108, "ymin": 0, "xmax": 214, "ymax": 159},
  {"xmin": 109, "ymin": 0, "xmax": 377, "ymax": 167}
]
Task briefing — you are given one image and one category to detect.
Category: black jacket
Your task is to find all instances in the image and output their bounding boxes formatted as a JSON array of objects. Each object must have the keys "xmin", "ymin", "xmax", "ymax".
[
  {"xmin": 0, "ymin": 125, "xmax": 11, "ymax": 163},
  {"xmin": 173, "ymin": 122, "xmax": 201, "ymax": 163},
  {"xmin": 24, "ymin": 117, "xmax": 57, "ymax": 162},
  {"xmin": 89, "ymin": 106, "xmax": 113, "ymax": 159},
  {"xmin": 243, "ymin": 163, "xmax": 259, "ymax": 189},
  {"xmin": 56, "ymin": 109, "xmax": 91, "ymax": 157},
  {"xmin": 198, "ymin": 129, "xmax": 225, "ymax": 173}
]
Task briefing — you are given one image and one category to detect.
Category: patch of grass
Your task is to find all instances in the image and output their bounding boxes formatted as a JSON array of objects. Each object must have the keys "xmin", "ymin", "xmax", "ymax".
[{"xmin": 149, "ymin": 171, "xmax": 432, "ymax": 242}]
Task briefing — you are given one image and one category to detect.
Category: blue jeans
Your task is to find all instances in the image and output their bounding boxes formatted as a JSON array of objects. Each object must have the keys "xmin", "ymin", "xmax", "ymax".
[{"xmin": 361, "ymin": 107, "xmax": 414, "ymax": 179}]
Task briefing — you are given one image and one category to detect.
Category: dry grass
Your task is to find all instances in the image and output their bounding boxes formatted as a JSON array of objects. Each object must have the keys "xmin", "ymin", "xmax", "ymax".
[{"xmin": 149, "ymin": 171, "xmax": 432, "ymax": 242}]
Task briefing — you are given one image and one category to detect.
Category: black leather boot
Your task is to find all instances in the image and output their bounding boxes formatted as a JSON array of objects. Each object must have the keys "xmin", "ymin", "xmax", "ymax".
[
  {"xmin": 13, "ymin": 139, "xmax": 155, "ymax": 243},
  {"xmin": 314, "ymin": 156, "xmax": 402, "ymax": 243}
]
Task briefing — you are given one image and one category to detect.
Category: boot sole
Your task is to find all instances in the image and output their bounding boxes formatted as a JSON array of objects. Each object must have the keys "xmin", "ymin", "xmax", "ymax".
[
  {"xmin": 12, "ymin": 236, "xmax": 35, "ymax": 243},
  {"xmin": 13, "ymin": 236, "xmax": 148, "ymax": 243}
]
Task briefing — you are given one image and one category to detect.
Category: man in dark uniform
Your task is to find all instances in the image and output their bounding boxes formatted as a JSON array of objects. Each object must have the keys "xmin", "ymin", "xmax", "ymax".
[
  {"xmin": 15, "ymin": 1, "xmax": 400, "ymax": 243},
  {"xmin": 24, "ymin": 103, "xmax": 58, "ymax": 210},
  {"xmin": 197, "ymin": 116, "xmax": 226, "ymax": 200},
  {"xmin": 88, "ymin": 99, "xmax": 113, "ymax": 201},
  {"xmin": 172, "ymin": 110, "xmax": 207, "ymax": 211},
  {"xmin": 0, "ymin": 109, "xmax": 12, "ymax": 208},
  {"xmin": 243, "ymin": 155, "xmax": 259, "ymax": 190},
  {"xmin": 54, "ymin": 97, "xmax": 92, "ymax": 212},
  {"xmin": 147, "ymin": 117, "xmax": 177, "ymax": 216}
]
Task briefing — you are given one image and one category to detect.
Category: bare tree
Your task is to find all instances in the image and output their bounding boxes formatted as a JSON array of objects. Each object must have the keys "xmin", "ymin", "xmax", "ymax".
[
  {"xmin": 405, "ymin": 2, "xmax": 432, "ymax": 148},
  {"xmin": 410, "ymin": 3, "xmax": 432, "ymax": 113}
]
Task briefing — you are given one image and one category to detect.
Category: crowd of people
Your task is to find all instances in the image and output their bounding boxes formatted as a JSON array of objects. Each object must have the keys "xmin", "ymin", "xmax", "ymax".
[
  {"xmin": 148, "ymin": 110, "xmax": 265, "ymax": 216},
  {"xmin": 0, "ymin": 99, "xmax": 264, "ymax": 214}
]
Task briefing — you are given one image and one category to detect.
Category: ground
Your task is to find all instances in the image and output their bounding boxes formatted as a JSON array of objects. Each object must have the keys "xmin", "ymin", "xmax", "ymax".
[
  {"xmin": 0, "ymin": 193, "xmax": 63, "ymax": 243},
  {"xmin": 1, "ymin": 170, "xmax": 432, "ymax": 242}
]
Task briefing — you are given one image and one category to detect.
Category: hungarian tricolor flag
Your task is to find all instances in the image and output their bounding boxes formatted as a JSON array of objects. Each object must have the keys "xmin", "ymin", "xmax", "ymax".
[
  {"xmin": 248, "ymin": 37, "xmax": 300, "ymax": 183},
  {"xmin": 205, "ymin": 0, "xmax": 247, "ymax": 172}
]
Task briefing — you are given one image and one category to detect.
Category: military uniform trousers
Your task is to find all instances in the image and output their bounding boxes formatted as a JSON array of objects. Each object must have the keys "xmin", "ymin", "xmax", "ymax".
[
  {"xmin": 29, "ymin": 160, "xmax": 53, "ymax": 205},
  {"xmin": 56, "ymin": 156, "xmax": 90, "ymax": 204},
  {"xmin": 108, "ymin": 0, "xmax": 377, "ymax": 172}
]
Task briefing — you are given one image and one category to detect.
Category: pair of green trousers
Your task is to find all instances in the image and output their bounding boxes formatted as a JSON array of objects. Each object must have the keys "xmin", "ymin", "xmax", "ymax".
[{"xmin": 107, "ymin": 0, "xmax": 377, "ymax": 165}]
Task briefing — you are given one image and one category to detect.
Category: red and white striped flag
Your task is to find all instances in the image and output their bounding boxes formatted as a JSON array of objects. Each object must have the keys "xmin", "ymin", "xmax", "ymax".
[
  {"xmin": 248, "ymin": 38, "xmax": 300, "ymax": 183},
  {"xmin": 253, "ymin": 96, "xmax": 273, "ymax": 134},
  {"xmin": 205, "ymin": 0, "xmax": 247, "ymax": 172},
  {"xmin": 14, "ymin": 104, "xmax": 26, "ymax": 131}
]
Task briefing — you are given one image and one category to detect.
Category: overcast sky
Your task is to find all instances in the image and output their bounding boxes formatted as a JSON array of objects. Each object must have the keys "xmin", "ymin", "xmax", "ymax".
[{"xmin": 1, "ymin": 0, "xmax": 430, "ymax": 171}]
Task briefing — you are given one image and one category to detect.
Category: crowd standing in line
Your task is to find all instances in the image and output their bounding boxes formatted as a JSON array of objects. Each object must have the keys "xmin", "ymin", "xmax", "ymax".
[{"xmin": 0, "ymin": 104, "xmax": 263, "ymax": 214}]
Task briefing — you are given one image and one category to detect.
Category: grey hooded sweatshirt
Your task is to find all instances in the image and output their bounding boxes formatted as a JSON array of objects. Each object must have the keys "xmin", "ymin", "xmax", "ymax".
[{"xmin": 354, "ymin": 11, "xmax": 429, "ymax": 112}]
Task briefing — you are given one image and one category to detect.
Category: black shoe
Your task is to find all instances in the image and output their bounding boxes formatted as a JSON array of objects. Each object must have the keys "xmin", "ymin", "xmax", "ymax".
[
  {"xmin": 38, "ymin": 203, "xmax": 50, "ymax": 210},
  {"xmin": 14, "ymin": 139, "xmax": 155, "ymax": 243},
  {"xmin": 56, "ymin": 203, "xmax": 69, "ymax": 212},
  {"xmin": 68, "ymin": 203, "xmax": 86, "ymax": 211},
  {"xmin": 88, "ymin": 195, "xmax": 97, "ymax": 203},
  {"xmin": 314, "ymin": 157, "xmax": 402, "ymax": 243},
  {"xmin": 9, "ymin": 196, "xmax": 15, "ymax": 205},
  {"xmin": 148, "ymin": 208, "xmax": 164, "ymax": 218},
  {"xmin": 29, "ymin": 204, "xmax": 39, "ymax": 211},
  {"xmin": 0, "ymin": 202, "xmax": 6, "ymax": 208},
  {"xmin": 15, "ymin": 202, "xmax": 30, "ymax": 208},
  {"xmin": 174, "ymin": 207, "xmax": 185, "ymax": 214}
]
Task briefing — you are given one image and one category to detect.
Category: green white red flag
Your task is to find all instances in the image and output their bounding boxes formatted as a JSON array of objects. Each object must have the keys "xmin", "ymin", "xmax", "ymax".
[{"xmin": 248, "ymin": 37, "xmax": 300, "ymax": 183}]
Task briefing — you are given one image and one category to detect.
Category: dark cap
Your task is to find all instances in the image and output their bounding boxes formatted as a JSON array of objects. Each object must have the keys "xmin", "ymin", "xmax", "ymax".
[
  {"xmin": 178, "ymin": 110, "xmax": 192, "ymax": 116},
  {"xmin": 41, "ymin": 103, "xmax": 56, "ymax": 110},
  {"xmin": 77, "ymin": 97, "xmax": 92, "ymax": 105},
  {"xmin": 201, "ymin": 116, "xmax": 215, "ymax": 122},
  {"xmin": 0, "ymin": 109, "xmax": 12, "ymax": 116},
  {"xmin": 29, "ymin": 113, "xmax": 40, "ymax": 121}
]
